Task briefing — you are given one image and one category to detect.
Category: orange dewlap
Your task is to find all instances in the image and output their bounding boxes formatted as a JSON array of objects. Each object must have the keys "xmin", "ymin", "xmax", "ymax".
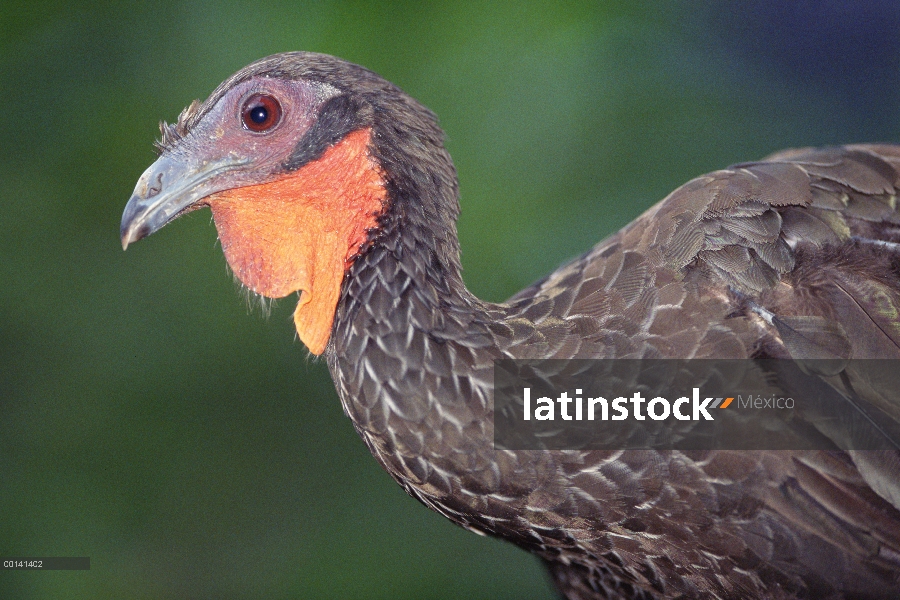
[{"xmin": 205, "ymin": 128, "xmax": 385, "ymax": 355}]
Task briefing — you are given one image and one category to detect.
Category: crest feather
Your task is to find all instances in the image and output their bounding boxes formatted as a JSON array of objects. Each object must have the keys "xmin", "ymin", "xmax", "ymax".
[{"xmin": 154, "ymin": 99, "xmax": 202, "ymax": 154}]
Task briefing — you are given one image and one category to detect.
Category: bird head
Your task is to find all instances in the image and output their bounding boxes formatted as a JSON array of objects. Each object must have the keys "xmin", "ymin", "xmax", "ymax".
[{"xmin": 121, "ymin": 52, "xmax": 458, "ymax": 355}]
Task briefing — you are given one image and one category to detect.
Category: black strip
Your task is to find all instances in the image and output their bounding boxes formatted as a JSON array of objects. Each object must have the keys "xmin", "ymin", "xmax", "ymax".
[
  {"xmin": 283, "ymin": 95, "xmax": 372, "ymax": 171},
  {"xmin": 1, "ymin": 557, "xmax": 90, "ymax": 570}
]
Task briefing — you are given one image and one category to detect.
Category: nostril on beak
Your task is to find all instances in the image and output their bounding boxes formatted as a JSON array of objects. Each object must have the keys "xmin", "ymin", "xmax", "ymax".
[{"xmin": 147, "ymin": 173, "xmax": 163, "ymax": 198}]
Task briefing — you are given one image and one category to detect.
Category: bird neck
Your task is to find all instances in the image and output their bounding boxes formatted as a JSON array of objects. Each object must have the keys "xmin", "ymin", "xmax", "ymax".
[
  {"xmin": 327, "ymin": 144, "xmax": 493, "ymax": 367},
  {"xmin": 324, "ymin": 140, "xmax": 513, "ymax": 516}
]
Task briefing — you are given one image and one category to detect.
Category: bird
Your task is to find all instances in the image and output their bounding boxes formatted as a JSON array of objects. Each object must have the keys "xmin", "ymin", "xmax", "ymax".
[{"xmin": 120, "ymin": 52, "xmax": 900, "ymax": 599}]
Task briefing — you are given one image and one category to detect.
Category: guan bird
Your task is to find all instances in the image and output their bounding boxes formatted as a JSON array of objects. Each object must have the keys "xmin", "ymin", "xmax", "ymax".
[{"xmin": 121, "ymin": 52, "xmax": 900, "ymax": 599}]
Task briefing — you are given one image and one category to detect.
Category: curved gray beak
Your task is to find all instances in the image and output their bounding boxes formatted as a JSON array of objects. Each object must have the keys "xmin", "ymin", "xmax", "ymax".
[{"xmin": 120, "ymin": 154, "xmax": 247, "ymax": 249}]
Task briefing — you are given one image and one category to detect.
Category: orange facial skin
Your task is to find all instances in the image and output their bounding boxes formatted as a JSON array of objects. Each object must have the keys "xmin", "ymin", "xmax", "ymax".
[{"xmin": 206, "ymin": 128, "xmax": 386, "ymax": 354}]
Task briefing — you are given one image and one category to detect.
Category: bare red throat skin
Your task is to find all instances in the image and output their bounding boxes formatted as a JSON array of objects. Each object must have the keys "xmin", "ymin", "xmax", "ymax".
[{"xmin": 205, "ymin": 128, "xmax": 386, "ymax": 355}]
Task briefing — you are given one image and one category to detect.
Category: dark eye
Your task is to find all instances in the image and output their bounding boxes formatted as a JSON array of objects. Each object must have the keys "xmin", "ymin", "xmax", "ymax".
[{"xmin": 241, "ymin": 94, "xmax": 282, "ymax": 132}]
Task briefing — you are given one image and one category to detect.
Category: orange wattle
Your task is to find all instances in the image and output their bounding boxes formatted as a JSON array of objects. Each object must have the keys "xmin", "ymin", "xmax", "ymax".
[{"xmin": 205, "ymin": 128, "xmax": 386, "ymax": 354}]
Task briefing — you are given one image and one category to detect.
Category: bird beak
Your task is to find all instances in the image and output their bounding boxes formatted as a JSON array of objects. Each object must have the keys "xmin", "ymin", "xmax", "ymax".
[{"xmin": 120, "ymin": 154, "xmax": 248, "ymax": 249}]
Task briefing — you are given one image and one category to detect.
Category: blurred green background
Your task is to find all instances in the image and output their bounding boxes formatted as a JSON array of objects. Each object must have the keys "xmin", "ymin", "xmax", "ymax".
[{"xmin": 2, "ymin": 1, "xmax": 899, "ymax": 598}]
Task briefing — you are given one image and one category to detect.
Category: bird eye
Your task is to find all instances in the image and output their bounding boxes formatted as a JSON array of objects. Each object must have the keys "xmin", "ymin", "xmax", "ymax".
[{"xmin": 241, "ymin": 94, "xmax": 282, "ymax": 132}]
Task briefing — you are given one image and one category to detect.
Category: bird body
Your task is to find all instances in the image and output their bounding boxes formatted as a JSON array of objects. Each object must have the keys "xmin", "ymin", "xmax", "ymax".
[{"xmin": 122, "ymin": 53, "xmax": 900, "ymax": 599}]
